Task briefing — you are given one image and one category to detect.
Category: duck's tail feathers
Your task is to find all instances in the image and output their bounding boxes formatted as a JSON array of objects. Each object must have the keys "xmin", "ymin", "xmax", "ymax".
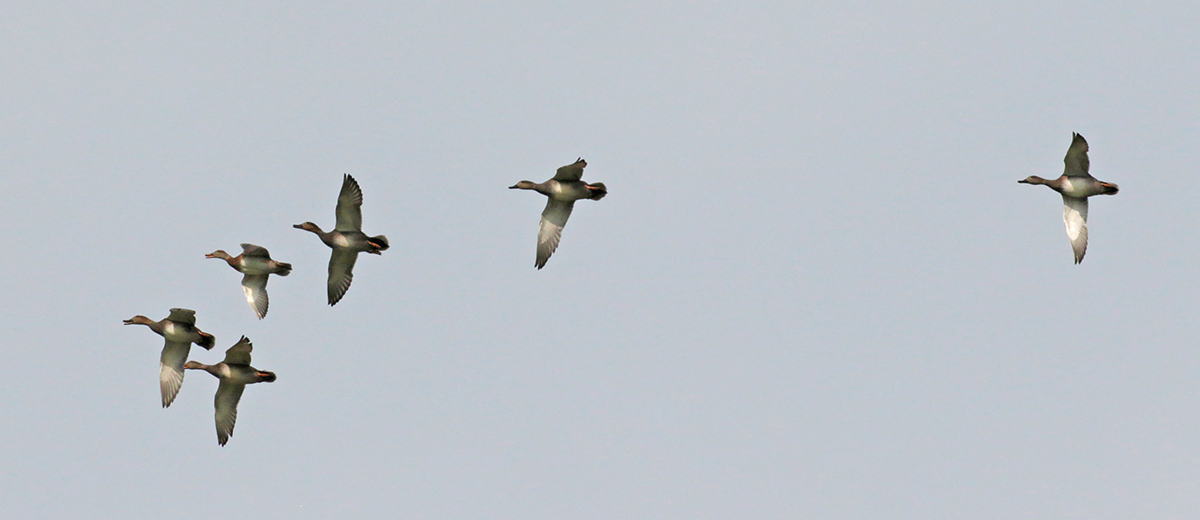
[
  {"xmin": 196, "ymin": 331, "xmax": 216, "ymax": 350},
  {"xmin": 587, "ymin": 182, "xmax": 607, "ymax": 201},
  {"xmin": 369, "ymin": 235, "xmax": 390, "ymax": 251},
  {"xmin": 1100, "ymin": 182, "xmax": 1119, "ymax": 195},
  {"xmin": 274, "ymin": 262, "xmax": 293, "ymax": 276}
]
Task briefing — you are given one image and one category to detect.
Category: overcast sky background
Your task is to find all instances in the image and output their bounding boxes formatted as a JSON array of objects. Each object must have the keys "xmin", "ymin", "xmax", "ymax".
[{"xmin": 2, "ymin": 1, "xmax": 1199, "ymax": 518}]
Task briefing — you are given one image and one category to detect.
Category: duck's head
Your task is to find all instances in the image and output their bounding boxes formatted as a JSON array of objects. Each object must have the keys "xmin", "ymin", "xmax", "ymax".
[
  {"xmin": 256, "ymin": 370, "xmax": 278, "ymax": 383},
  {"xmin": 123, "ymin": 315, "xmax": 152, "ymax": 326},
  {"xmin": 205, "ymin": 250, "xmax": 231, "ymax": 260},
  {"xmin": 182, "ymin": 361, "xmax": 206, "ymax": 370},
  {"xmin": 509, "ymin": 180, "xmax": 537, "ymax": 190},
  {"xmin": 293, "ymin": 222, "xmax": 322, "ymax": 233},
  {"xmin": 1018, "ymin": 175, "xmax": 1049, "ymax": 185}
]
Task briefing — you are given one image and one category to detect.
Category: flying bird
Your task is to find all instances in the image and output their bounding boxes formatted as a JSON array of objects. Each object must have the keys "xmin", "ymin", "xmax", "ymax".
[
  {"xmin": 123, "ymin": 308, "xmax": 216, "ymax": 407},
  {"xmin": 206, "ymin": 243, "xmax": 292, "ymax": 319},
  {"xmin": 509, "ymin": 158, "xmax": 607, "ymax": 269},
  {"xmin": 1018, "ymin": 133, "xmax": 1119, "ymax": 264},
  {"xmin": 294, "ymin": 174, "xmax": 389, "ymax": 305},
  {"xmin": 184, "ymin": 336, "xmax": 277, "ymax": 446}
]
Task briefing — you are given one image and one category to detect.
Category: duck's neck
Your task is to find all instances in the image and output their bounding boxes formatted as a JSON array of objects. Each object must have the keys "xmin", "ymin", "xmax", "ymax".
[
  {"xmin": 125, "ymin": 315, "xmax": 164, "ymax": 335},
  {"xmin": 206, "ymin": 250, "xmax": 242, "ymax": 269},
  {"xmin": 218, "ymin": 254, "xmax": 239, "ymax": 269},
  {"xmin": 1021, "ymin": 175, "xmax": 1067, "ymax": 191},
  {"xmin": 510, "ymin": 180, "xmax": 551, "ymax": 195},
  {"xmin": 295, "ymin": 222, "xmax": 328, "ymax": 237},
  {"xmin": 183, "ymin": 361, "xmax": 220, "ymax": 376}
]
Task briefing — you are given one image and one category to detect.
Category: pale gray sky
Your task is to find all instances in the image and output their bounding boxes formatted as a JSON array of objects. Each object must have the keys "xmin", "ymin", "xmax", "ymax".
[{"xmin": 2, "ymin": 1, "xmax": 1200, "ymax": 518}]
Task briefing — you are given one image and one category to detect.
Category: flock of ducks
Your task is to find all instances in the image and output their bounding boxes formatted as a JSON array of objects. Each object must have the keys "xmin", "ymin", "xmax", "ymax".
[
  {"xmin": 123, "ymin": 161, "xmax": 608, "ymax": 445},
  {"xmin": 124, "ymin": 137, "xmax": 1114, "ymax": 446}
]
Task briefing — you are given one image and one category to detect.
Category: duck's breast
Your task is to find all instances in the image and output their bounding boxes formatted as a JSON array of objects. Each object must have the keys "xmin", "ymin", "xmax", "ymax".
[
  {"xmin": 550, "ymin": 181, "xmax": 589, "ymax": 202},
  {"xmin": 239, "ymin": 256, "xmax": 273, "ymax": 275},
  {"xmin": 1059, "ymin": 177, "xmax": 1107, "ymax": 198},
  {"xmin": 330, "ymin": 232, "xmax": 354, "ymax": 248},
  {"xmin": 214, "ymin": 364, "xmax": 239, "ymax": 380},
  {"xmin": 161, "ymin": 321, "xmax": 191, "ymax": 343},
  {"xmin": 1059, "ymin": 178, "xmax": 1082, "ymax": 197}
]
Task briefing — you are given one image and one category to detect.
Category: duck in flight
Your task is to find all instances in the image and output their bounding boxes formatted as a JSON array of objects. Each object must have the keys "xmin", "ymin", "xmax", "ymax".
[
  {"xmin": 184, "ymin": 336, "xmax": 277, "ymax": 446},
  {"xmin": 510, "ymin": 158, "xmax": 607, "ymax": 269},
  {"xmin": 1018, "ymin": 133, "xmax": 1119, "ymax": 264},
  {"xmin": 205, "ymin": 244, "xmax": 292, "ymax": 319},
  {"xmin": 294, "ymin": 174, "xmax": 389, "ymax": 305},
  {"xmin": 123, "ymin": 308, "xmax": 215, "ymax": 407}
]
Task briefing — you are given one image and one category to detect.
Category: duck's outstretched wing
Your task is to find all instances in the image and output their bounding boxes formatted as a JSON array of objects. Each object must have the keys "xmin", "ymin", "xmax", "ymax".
[
  {"xmin": 327, "ymin": 248, "xmax": 358, "ymax": 305},
  {"xmin": 214, "ymin": 379, "xmax": 246, "ymax": 446},
  {"xmin": 1064, "ymin": 133, "xmax": 1092, "ymax": 179},
  {"xmin": 1062, "ymin": 195, "xmax": 1089, "ymax": 264},
  {"xmin": 223, "ymin": 336, "xmax": 253, "ymax": 366},
  {"xmin": 166, "ymin": 308, "xmax": 196, "ymax": 326},
  {"xmin": 335, "ymin": 174, "xmax": 364, "ymax": 232},
  {"xmin": 240, "ymin": 243, "xmax": 270, "ymax": 258},
  {"xmin": 552, "ymin": 158, "xmax": 587, "ymax": 181},
  {"xmin": 159, "ymin": 341, "xmax": 189, "ymax": 408},
  {"xmin": 241, "ymin": 274, "xmax": 270, "ymax": 319},
  {"xmin": 536, "ymin": 199, "xmax": 574, "ymax": 269}
]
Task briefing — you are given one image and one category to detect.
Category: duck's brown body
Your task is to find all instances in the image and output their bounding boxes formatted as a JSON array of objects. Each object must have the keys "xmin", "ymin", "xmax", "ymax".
[
  {"xmin": 206, "ymin": 244, "xmax": 292, "ymax": 319},
  {"xmin": 1018, "ymin": 133, "xmax": 1119, "ymax": 264},
  {"xmin": 184, "ymin": 336, "xmax": 276, "ymax": 446},
  {"xmin": 510, "ymin": 158, "xmax": 607, "ymax": 269},
  {"xmin": 123, "ymin": 308, "xmax": 215, "ymax": 407}
]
